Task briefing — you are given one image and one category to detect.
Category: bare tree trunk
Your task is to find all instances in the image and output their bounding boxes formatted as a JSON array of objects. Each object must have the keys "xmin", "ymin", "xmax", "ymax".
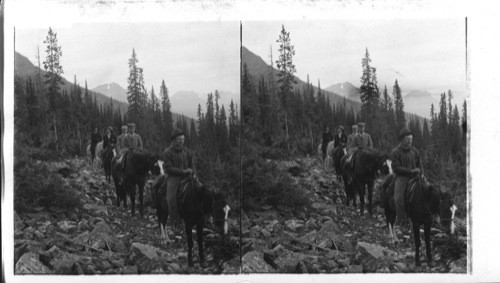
[
  {"xmin": 54, "ymin": 114, "xmax": 58, "ymax": 150},
  {"xmin": 284, "ymin": 112, "xmax": 290, "ymax": 151}
]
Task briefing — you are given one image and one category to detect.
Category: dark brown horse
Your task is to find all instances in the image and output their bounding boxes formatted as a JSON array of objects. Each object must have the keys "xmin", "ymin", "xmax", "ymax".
[
  {"xmin": 112, "ymin": 149, "xmax": 158, "ymax": 216},
  {"xmin": 380, "ymin": 174, "xmax": 457, "ymax": 266},
  {"xmin": 151, "ymin": 175, "xmax": 230, "ymax": 267},
  {"xmin": 102, "ymin": 146, "xmax": 115, "ymax": 182},
  {"xmin": 341, "ymin": 150, "xmax": 389, "ymax": 215},
  {"xmin": 332, "ymin": 146, "xmax": 346, "ymax": 180}
]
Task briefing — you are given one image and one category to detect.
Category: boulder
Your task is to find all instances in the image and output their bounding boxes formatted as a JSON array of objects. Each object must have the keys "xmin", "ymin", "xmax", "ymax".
[
  {"xmin": 75, "ymin": 221, "xmax": 126, "ymax": 253},
  {"xmin": 122, "ymin": 265, "xmax": 138, "ymax": 274},
  {"xmin": 449, "ymin": 256, "xmax": 467, "ymax": 273},
  {"xmin": 14, "ymin": 210, "xmax": 25, "ymax": 232},
  {"xmin": 241, "ymin": 251, "xmax": 276, "ymax": 273},
  {"xmin": 49, "ymin": 251, "xmax": 92, "ymax": 274},
  {"xmin": 14, "ymin": 239, "xmax": 45, "ymax": 263},
  {"xmin": 284, "ymin": 219, "xmax": 305, "ymax": 233},
  {"xmin": 39, "ymin": 221, "xmax": 56, "ymax": 236},
  {"xmin": 272, "ymin": 249, "xmax": 320, "ymax": 273},
  {"xmin": 355, "ymin": 242, "xmax": 397, "ymax": 272},
  {"xmin": 222, "ymin": 256, "xmax": 241, "ymax": 274},
  {"xmin": 305, "ymin": 218, "xmax": 320, "ymax": 231},
  {"xmin": 126, "ymin": 242, "xmax": 160, "ymax": 274},
  {"xmin": 300, "ymin": 222, "xmax": 354, "ymax": 252},
  {"xmin": 57, "ymin": 220, "xmax": 78, "ymax": 234},
  {"xmin": 15, "ymin": 253, "xmax": 52, "ymax": 274},
  {"xmin": 83, "ymin": 203, "xmax": 108, "ymax": 215}
]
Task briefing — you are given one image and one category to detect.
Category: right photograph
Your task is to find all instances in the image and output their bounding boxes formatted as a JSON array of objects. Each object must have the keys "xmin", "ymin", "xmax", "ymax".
[{"xmin": 241, "ymin": 19, "xmax": 467, "ymax": 273}]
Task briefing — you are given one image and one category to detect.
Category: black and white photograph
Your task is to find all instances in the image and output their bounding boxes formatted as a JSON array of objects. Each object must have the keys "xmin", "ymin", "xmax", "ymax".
[
  {"xmin": 241, "ymin": 19, "xmax": 467, "ymax": 273},
  {"xmin": 12, "ymin": 21, "xmax": 241, "ymax": 274},
  {"xmin": 4, "ymin": 0, "xmax": 500, "ymax": 282}
]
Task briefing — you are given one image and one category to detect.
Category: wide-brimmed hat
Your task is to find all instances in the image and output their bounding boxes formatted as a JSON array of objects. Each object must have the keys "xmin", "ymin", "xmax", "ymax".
[
  {"xmin": 337, "ymin": 125, "xmax": 344, "ymax": 131},
  {"xmin": 399, "ymin": 127, "xmax": 413, "ymax": 140},
  {"xmin": 171, "ymin": 128, "xmax": 185, "ymax": 140},
  {"xmin": 357, "ymin": 122, "xmax": 365, "ymax": 127},
  {"xmin": 127, "ymin": 123, "xmax": 136, "ymax": 128},
  {"xmin": 351, "ymin": 125, "xmax": 358, "ymax": 129}
]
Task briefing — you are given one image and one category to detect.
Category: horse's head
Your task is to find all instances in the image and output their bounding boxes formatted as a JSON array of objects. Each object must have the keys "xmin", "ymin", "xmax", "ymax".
[
  {"xmin": 426, "ymin": 182, "xmax": 457, "ymax": 235},
  {"xmin": 195, "ymin": 180, "xmax": 230, "ymax": 237}
]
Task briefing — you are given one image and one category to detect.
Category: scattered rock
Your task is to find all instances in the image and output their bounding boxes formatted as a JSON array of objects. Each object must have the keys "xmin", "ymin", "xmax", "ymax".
[
  {"xmin": 284, "ymin": 219, "xmax": 305, "ymax": 233},
  {"xmin": 126, "ymin": 242, "xmax": 160, "ymax": 273},
  {"xmin": 57, "ymin": 220, "xmax": 78, "ymax": 234},
  {"xmin": 355, "ymin": 242, "xmax": 397, "ymax": 272},
  {"xmin": 449, "ymin": 256, "xmax": 467, "ymax": 273},
  {"xmin": 222, "ymin": 256, "xmax": 241, "ymax": 274},
  {"xmin": 15, "ymin": 253, "xmax": 52, "ymax": 274},
  {"xmin": 49, "ymin": 251, "xmax": 92, "ymax": 274},
  {"xmin": 300, "ymin": 221, "xmax": 353, "ymax": 252},
  {"xmin": 14, "ymin": 210, "xmax": 25, "ymax": 232},
  {"xmin": 242, "ymin": 251, "xmax": 276, "ymax": 273},
  {"xmin": 272, "ymin": 249, "xmax": 320, "ymax": 273},
  {"xmin": 122, "ymin": 265, "xmax": 138, "ymax": 274},
  {"xmin": 347, "ymin": 264, "xmax": 363, "ymax": 273},
  {"xmin": 83, "ymin": 203, "xmax": 108, "ymax": 215},
  {"xmin": 39, "ymin": 221, "xmax": 56, "ymax": 235}
]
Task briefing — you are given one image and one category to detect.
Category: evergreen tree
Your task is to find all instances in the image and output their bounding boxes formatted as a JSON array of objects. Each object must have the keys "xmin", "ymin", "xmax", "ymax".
[
  {"xmin": 229, "ymin": 99, "xmax": 239, "ymax": 147},
  {"xmin": 393, "ymin": 79, "xmax": 405, "ymax": 132},
  {"xmin": 359, "ymin": 48, "xmax": 380, "ymax": 128},
  {"xmin": 160, "ymin": 79, "xmax": 173, "ymax": 142},
  {"xmin": 126, "ymin": 48, "xmax": 146, "ymax": 123},
  {"xmin": 43, "ymin": 27, "xmax": 64, "ymax": 111},
  {"xmin": 461, "ymin": 100, "xmax": 467, "ymax": 146},
  {"xmin": 275, "ymin": 25, "xmax": 297, "ymax": 149}
]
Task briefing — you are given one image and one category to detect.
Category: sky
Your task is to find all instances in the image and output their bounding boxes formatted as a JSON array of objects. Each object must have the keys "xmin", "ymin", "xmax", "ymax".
[
  {"xmin": 243, "ymin": 19, "xmax": 466, "ymax": 101},
  {"xmin": 15, "ymin": 22, "xmax": 240, "ymax": 97}
]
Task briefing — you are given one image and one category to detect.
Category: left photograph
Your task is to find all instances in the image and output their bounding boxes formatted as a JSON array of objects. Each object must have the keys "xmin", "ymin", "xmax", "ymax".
[{"xmin": 13, "ymin": 22, "xmax": 241, "ymax": 274}]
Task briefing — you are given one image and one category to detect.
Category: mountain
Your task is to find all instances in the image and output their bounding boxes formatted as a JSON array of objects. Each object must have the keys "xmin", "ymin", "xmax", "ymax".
[
  {"xmin": 325, "ymin": 82, "xmax": 361, "ymax": 101},
  {"xmin": 242, "ymin": 46, "xmax": 428, "ymax": 127},
  {"xmin": 91, "ymin": 83, "xmax": 128, "ymax": 103},
  {"xmin": 171, "ymin": 90, "xmax": 239, "ymax": 119},
  {"xmin": 403, "ymin": 90, "xmax": 437, "ymax": 118},
  {"xmin": 14, "ymin": 51, "xmax": 128, "ymax": 115},
  {"xmin": 242, "ymin": 46, "xmax": 362, "ymax": 113}
]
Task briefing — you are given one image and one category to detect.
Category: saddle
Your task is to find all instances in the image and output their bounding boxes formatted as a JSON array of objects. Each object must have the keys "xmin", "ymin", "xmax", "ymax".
[{"xmin": 404, "ymin": 176, "xmax": 423, "ymax": 214}]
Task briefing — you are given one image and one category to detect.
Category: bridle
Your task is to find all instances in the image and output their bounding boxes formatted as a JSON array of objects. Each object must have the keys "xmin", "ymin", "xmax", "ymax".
[{"xmin": 418, "ymin": 175, "xmax": 455, "ymax": 224}]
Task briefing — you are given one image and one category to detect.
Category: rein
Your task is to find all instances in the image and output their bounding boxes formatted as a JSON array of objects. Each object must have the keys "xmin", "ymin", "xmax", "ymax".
[{"xmin": 417, "ymin": 176, "xmax": 454, "ymax": 222}]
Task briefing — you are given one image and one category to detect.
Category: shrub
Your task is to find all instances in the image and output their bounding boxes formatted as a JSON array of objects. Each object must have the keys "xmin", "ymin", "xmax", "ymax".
[{"xmin": 14, "ymin": 160, "xmax": 82, "ymax": 213}]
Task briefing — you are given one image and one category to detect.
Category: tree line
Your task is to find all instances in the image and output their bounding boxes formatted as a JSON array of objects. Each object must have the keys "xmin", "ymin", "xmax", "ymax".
[{"xmin": 241, "ymin": 25, "xmax": 467, "ymax": 187}]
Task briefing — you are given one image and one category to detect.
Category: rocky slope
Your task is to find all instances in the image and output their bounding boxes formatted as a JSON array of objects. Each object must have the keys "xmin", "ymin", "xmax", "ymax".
[
  {"xmin": 240, "ymin": 157, "xmax": 467, "ymax": 273},
  {"xmin": 14, "ymin": 158, "xmax": 240, "ymax": 275}
]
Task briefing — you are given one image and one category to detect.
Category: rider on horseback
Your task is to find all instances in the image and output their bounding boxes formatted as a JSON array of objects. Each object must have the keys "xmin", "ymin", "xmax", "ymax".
[
  {"xmin": 103, "ymin": 126, "xmax": 117, "ymax": 154},
  {"xmin": 390, "ymin": 127, "xmax": 423, "ymax": 231},
  {"xmin": 333, "ymin": 125, "xmax": 348, "ymax": 153},
  {"xmin": 161, "ymin": 128, "xmax": 194, "ymax": 235},
  {"xmin": 90, "ymin": 127, "xmax": 102, "ymax": 165},
  {"xmin": 115, "ymin": 125, "xmax": 128, "ymax": 159},
  {"xmin": 322, "ymin": 127, "xmax": 334, "ymax": 162}
]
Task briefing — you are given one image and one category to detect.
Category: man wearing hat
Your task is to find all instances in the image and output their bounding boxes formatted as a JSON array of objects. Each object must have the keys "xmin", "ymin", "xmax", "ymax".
[
  {"xmin": 343, "ymin": 124, "xmax": 359, "ymax": 182},
  {"xmin": 161, "ymin": 128, "xmax": 194, "ymax": 234},
  {"xmin": 353, "ymin": 122, "xmax": 373, "ymax": 151},
  {"xmin": 123, "ymin": 123, "xmax": 143, "ymax": 151},
  {"xmin": 115, "ymin": 125, "xmax": 129, "ymax": 158},
  {"xmin": 90, "ymin": 127, "xmax": 102, "ymax": 166},
  {"xmin": 390, "ymin": 127, "xmax": 423, "ymax": 231}
]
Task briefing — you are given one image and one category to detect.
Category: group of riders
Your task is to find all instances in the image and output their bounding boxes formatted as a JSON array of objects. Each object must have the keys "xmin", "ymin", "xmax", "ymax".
[
  {"xmin": 322, "ymin": 122, "xmax": 423, "ymax": 231},
  {"xmin": 89, "ymin": 123, "xmax": 193, "ymax": 236}
]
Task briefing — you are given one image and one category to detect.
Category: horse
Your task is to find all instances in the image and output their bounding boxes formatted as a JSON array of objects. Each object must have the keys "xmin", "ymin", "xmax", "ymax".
[
  {"xmin": 380, "ymin": 173, "xmax": 457, "ymax": 267},
  {"xmin": 112, "ymin": 149, "xmax": 159, "ymax": 216},
  {"xmin": 341, "ymin": 150, "xmax": 389, "ymax": 215},
  {"xmin": 151, "ymin": 175, "xmax": 230, "ymax": 267},
  {"xmin": 332, "ymin": 146, "xmax": 346, "ymax": 180},
  {"xmin": 86, "ymin": 141, "xmax": 103, "ymax": 167},
  {"xmin": 102, "ymin": 146, "xmax": 115, "ymax": 182}
]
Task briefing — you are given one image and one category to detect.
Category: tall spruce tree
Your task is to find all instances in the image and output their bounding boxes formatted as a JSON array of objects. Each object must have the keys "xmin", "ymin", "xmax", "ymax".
[
  {"xmin": 43, "ymin": 27, "xmax": 64, "ymax": 112},
  {"xmin": 393, "ymin": 79, "xmax": 405, "ymax": 131},
  {"xmin": 359, "ymin": 48, "xmax": 380, "ymax": 128},
  {"xmin": 160, "ymin": 79, "xmax": 173, "ymax": 141},
  {"xmin": 275, "ymin": 25, "xmax": 297, "ymax": 149},
  {"xmin": 127, "ymin": 48, "xmax": 146, "ymax": 123}
]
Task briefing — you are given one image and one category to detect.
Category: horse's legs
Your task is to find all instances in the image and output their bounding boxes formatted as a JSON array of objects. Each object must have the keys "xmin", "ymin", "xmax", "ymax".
[
  {"xmin": 357, "ymin": 182, "xmax": 365, "ymax": 215},
  {"xmin": 367, "ymin": 179, "xmax": 374, "ymax": 215},
  {"xmin": 138, "ymin": 179, "xmax": 145, "ymax": 217},
  {"xmin": 424, "ymin": 219, "xmax": 433, "ymax": 265},
  {"xmin": 413, "ymin": 222, "xmax": 421, "ymax": 267},
  {"xmin": 186, "ymin": 222, "xmax": 194, "ymax": 267},
  {"xmin": 196, "ymin": 222, "xmax": 207, "ymax": 267},
  {"xmin": 130, "ymin": 183, "xmax": 136, "ymax": 216}
]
